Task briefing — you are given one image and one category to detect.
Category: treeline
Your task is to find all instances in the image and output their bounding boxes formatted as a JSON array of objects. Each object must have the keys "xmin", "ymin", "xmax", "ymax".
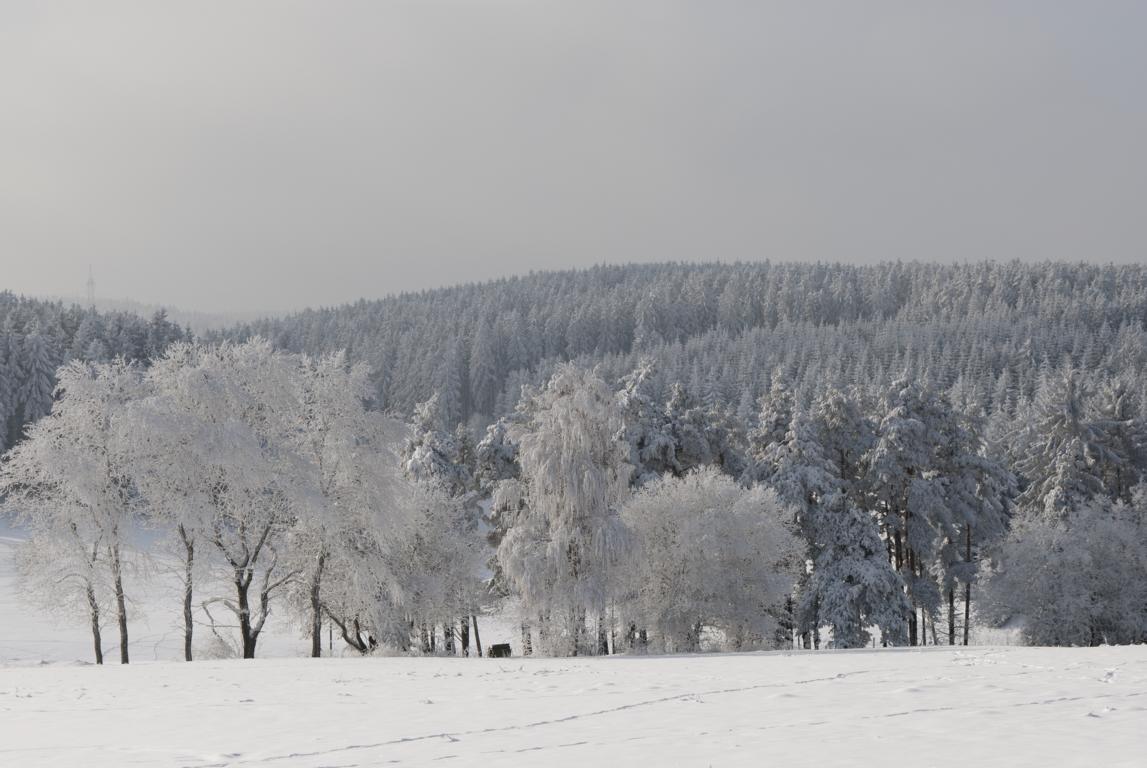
[
  {"xmin": 0, "ymin": 293, "xmax": 190, "ymax": 450},
  {"xmin": 2, "ymin": 339, "xmax": 1144, "ymax": 662}
]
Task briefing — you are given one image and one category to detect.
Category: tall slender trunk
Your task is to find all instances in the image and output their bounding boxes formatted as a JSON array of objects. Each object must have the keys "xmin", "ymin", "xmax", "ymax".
[
  {"xmin": 110, "ymin": 541, "xmax": 129, "ymax": 664},
  {"xmin": 471, "ymin": 615, "xmax": 483, "ymax": 657},
  {"xmin": 460, "ymin": 615, "xmax": 470, "ymax": 657},
  {"xmin": 597, "ymin": 612, "xmax": 610, "ymax": 655},
  {"xmin": 947, "ymin": 588, "xmax": 956, "ymax": 646},
  {"xmin": 310, "ymin": 552, "xmax": 325, "ymax": 658},
  {"xmin": 963, "ymin": 526, "xmax": 973, "ymax": 646},
  {"xmin": 179, "ymin": 526, "xmax": 195, "ymax": 662},
  {"xmin": 906, "ymin": 546, "xmax": 917, "ymax": 647},
  {"xmin": 812, "ymin": 596, "xmax": 821, "ymax": 650},
  {"xmin": 86, "ymin": 581, "xmax": 103, "ymax": 665},
  {"xmin": 521, "ymin": 622, "xmax": 533, "ymax": 656}
]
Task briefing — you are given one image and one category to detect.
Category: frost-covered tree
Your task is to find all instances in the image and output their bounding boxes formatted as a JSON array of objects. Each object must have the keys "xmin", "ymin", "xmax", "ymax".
[
  {"xmin": 756, "ymin": 411, "xmax": 835, "ymax": 647},
  {"xmin": 810, "ymin": 388, "xmax": 875, "ymax": 501},
  {"xmin": 1013, "ymin": 372, "xmax": 1109, "ymax": 522},
  {"xmin": 865, "ymin": 380, "xmax": 952, "ymax": 645},
  {"xmin": 19, "ymin": 318, "xmax": 58, "ymax": 424},
  {"xmin": 178, "ymin": 341, "xmax": 304, "ymax": 659},
  {"xmin": 1089, "ymin": 377, "xmax": 1146, "ymax": 503},
  {"xmin": 1, "ymin": 359, "xmax": 145, "ymax": 663},
  {"xmin": 741, "ymin": 382, "xmax": 794, "ymax": 485},
  {"xmin": 403, "ymin": 394, "xmax": 473, "ymax": 497},
  {"xmin": 615, "ymin": 361, "xmax": 677, "ymax": 485},
  {"xmin": 287, "ymin": 351, "xmax": 393, "ymax": 657},
  {"xmin": 932, "ymin": 410, "xmax": 1013, "ymax": 645},
  {"xmin": 497, "ymin": 365, "xmax": 632, "ymax": 655},
  {"xmin": 10, "ymin": 496, "xmax": 110, "ymax": 664},
  {"xmin": 984, "ymin": 489, "xmax": 1147, "ymax": 646},
  {"xmin": 131, "ymin": 342, "xmax": 243, "ymax": 661},
  {"xmin": 387, "ymin": 480, "xmax": 487, "ymax": 654},
  {"xmin": 619, "ymin": 468, "xmax": 801, "ymax": 652},
  {"xmin": 809, "ymin": 498, "xmax": 910, "ymax": 648}
]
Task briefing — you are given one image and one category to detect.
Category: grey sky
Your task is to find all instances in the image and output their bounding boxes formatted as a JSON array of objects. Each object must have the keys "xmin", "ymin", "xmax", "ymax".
[{"xmin": 2, "ymin": 2, "xmax": 1145, "ymax": 313}]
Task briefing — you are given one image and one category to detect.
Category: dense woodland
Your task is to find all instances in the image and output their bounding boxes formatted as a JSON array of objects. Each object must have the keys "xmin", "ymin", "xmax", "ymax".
[
  {"xmin": 221, "ymin": 261, "xmax": 1147, "ymax": 428},
  {"xmin": 0, "ymin": 293, "xmax": 189, "ymax": 450},
  {"xmin": 1, "ymin": 261, "xmax": 1145, "ymax": 661}
]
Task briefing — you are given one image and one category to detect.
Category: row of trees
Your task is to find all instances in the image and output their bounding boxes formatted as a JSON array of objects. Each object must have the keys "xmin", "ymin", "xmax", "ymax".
[
  {"xmin": 472, "ymin": 366, "xmax": 1003, "ymax": 653},
  {"xmin": 1, "ymin": 340, "xmax": 483, "ymax": 663},
  {"xmin": 423, "ymin": 359, "xmax": 1146, "ymax": 653}
]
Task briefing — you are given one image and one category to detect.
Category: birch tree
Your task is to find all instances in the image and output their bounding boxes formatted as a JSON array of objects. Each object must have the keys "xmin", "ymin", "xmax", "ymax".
[
  {"xmin": 1, "ymin": 359, "xmax": 145, "ymax": 663},
  {"xmin": 497, "ymin": 365, "xmax": 632, "ymax": 655}
]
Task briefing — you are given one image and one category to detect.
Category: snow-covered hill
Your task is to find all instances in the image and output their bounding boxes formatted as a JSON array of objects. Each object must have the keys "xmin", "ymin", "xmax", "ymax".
[{"xmin": 2, "ymin": 646, "xmax": 1144, "ymax": 767}]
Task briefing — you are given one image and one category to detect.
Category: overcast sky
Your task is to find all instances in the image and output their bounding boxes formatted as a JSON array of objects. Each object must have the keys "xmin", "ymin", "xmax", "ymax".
[{"xmin": 2, "ymin": 2, "xmax": 1145, "ymax": 313}]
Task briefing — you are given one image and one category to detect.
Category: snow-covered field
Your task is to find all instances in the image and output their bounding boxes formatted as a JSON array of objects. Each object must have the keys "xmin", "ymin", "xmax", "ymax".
[
  {"xmin": 1, "ymin": 646, "xmax": 1144, "ymax": 767},
  {"xmin": 3, "ymin": 531, "xmax": 1146, "ymax": 767}
]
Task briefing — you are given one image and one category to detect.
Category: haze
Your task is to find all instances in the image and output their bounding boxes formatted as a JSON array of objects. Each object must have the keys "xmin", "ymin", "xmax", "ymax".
[{"xmin": 2, "ymin": 1, "xmax": 1145, "ymax": 314}]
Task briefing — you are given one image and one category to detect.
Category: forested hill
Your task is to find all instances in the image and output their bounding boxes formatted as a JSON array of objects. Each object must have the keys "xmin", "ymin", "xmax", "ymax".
[
  {"xmin": 0, "ymin": 293, "xmax": 190, "ymax": 450},
  {"xmin": 218, "ymin": 261, "xmax": 1147, "ymax": 426}
]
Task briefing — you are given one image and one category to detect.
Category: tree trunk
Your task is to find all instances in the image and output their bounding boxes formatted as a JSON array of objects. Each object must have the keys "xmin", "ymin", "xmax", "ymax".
[
  {"xmin": 444, "ymin": 622, "xmax": 455, "ymax": 654},
  {"xmin": 86, "ymin": 581, "xmax": 103, "ymax": 665},
  {"xmin": 597, "ymin": 612, "xmax": 610, "ymax": 655},
  {"xmin": 310, "ymin": 552, "xmax": 325, "ymax": 658},
  {"xmin": 110, "ymin": 542, "xmax": 129, "ymax": 664},
  {"xmin": 947, "ymin": 588, "xmax": 956, "ymax": 646},
  {"xmin": 236, "ymin": 575, "xmax": 257, "ymax": 659},
  {"xmin": 521, "ymin": 622, "xmax": 533, "ymax": 656},
  {"xmin": 460, "ymin": 615, "xmax": 470, "ymax": 657},
  {"xmin": 963, "ymin": 526, "xmax": 973, "ymax": 646},
  {"xmin": 471, "ymin": 615, "xmax": 483, "ymax": 657},
  {"xmin": 812, "ymin": 596, "xmax": 821, "ymax": 650},
  {"xmin": 179, "ymin": 526, "xmax": 195, "ymax": 662}
]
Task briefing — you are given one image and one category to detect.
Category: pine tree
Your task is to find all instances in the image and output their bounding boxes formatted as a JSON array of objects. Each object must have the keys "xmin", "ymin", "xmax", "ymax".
[
  {"xmin": 810, "ymin": 497, "xmax": 909, "ymax": 648},
  {"xmin": 20, "ymin": 318, "xmax": 58, "ymax": 424},
  {"xmin": 865, "ymin": 380, "xmax": 951, "ymax": 645}
]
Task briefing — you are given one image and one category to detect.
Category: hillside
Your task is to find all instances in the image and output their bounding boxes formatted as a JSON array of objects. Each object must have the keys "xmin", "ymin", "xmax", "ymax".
[{"xmin": 219, "ymin": 261, "xmax": 1147, "ymax": 427}]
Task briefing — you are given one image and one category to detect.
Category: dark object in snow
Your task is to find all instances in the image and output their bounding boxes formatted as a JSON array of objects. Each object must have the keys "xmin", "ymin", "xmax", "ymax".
[{"xmin": 488, "ymin": 643, "xmax": 512, "ymax": 658}]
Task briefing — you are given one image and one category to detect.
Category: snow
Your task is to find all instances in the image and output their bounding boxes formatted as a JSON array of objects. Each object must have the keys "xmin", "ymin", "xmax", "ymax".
[{"xmin": 0, "ymin": 646, "xmax": 1143, "ymax": 767}]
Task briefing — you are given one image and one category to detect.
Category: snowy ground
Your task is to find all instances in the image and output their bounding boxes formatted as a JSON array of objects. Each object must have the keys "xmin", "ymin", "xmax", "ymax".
[
  {"xmin": 1, "ymin": 646, "xmax": 1144, "ymax": 767},
  {"xmin": 3, "ymin": 531, "xmax": 1146, "ymax": 767}
]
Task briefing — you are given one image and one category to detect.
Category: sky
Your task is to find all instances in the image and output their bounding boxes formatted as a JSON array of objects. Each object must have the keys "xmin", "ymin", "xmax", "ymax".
[{"xmin": 2, "ymin": 1, "xmax": 1145, "ymax": 314}]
